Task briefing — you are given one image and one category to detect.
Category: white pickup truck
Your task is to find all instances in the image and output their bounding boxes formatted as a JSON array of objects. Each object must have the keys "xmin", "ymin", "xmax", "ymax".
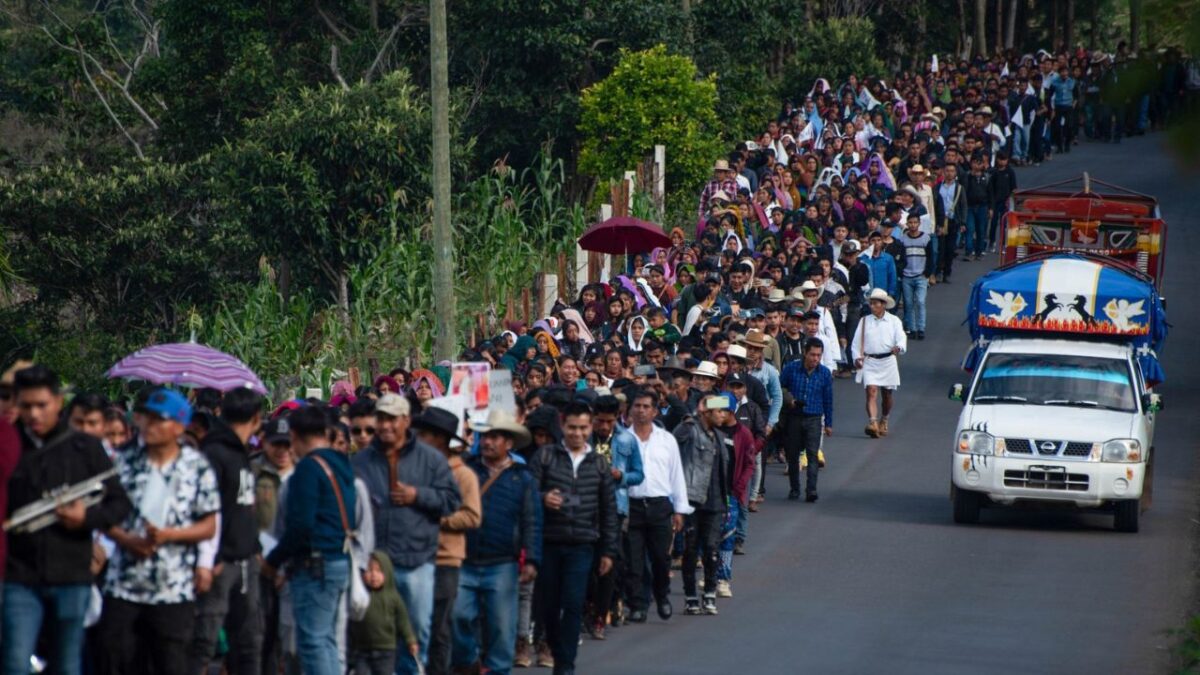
[
  {"xmin": 949, "ymin": 337, "xmax": 1161, "ymax": 532},
  {"xmin": 950, "ymin": 253, "xmax": 1167, "ymax": 532}
]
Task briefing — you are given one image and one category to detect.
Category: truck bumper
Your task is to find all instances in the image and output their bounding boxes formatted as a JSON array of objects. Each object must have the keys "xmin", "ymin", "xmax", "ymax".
[{"xmin": 951, "ymin": 454, "xmax": 1144, "ymax": 508}]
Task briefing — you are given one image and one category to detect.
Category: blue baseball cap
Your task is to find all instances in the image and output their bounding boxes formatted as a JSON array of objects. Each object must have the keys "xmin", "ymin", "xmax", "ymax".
[{"xmin": 138, "ymin": 388, "xmax": 193, "ymax": 425}]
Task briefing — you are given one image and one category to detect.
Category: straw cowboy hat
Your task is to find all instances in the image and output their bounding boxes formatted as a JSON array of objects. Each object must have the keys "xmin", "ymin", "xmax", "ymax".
[
  {"xmin": 713, "ymin": 159, "xmax": 733, "ymax": 172},
  {"xmin": 867, "ymin": 288, "xmax": 896, "ymax": 309},
  {"xmin": 690, "ymin": 361, "xmax": 720, "ymax": 379},
  {"xmin": 907, "ymin": 164, "xmax": 928, "ymax": 176},
  {"xmin": 738, "ymin": 329, "xmax": 770, "ymax": 350},
  {"xmin": 475, "ymin": 409, "xmax": 531, "ymax": 448}
]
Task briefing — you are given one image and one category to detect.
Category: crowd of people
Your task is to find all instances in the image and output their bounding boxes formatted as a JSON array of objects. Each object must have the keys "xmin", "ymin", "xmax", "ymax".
[{"xmin": 0, "ymin": 42, "xmax": 1190, "ymax": 675}]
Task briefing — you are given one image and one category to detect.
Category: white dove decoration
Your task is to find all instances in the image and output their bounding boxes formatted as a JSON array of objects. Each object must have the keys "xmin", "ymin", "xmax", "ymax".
[
  {"xmin": 987, "ymin": 290, "xmax": 1027, "ymax": 323},
  {"xmin": 1103, "ymin": 298, "xmax": 1145, "ymax": 332}
]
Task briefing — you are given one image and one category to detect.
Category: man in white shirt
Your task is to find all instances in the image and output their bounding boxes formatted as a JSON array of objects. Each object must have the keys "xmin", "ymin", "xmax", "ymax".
[
  {"xmin": 624, "ymin": 389, "xmax": 692, "ymax": 623},
  {"xmin": 851, "ymin": 289, "xmax": 908, "ymax": 439}
]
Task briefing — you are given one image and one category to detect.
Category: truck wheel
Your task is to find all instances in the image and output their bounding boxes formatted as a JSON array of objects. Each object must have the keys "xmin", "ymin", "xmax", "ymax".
[
  {"xmin": 952, "ymin": 486, "xmax": 982, "ymax": 524},
  {"xmin": 1114, "ymin": 499, "xmax": 1140, "ymax": 533}
]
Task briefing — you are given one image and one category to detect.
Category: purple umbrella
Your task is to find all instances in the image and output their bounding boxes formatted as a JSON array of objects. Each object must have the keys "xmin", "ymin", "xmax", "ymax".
[{"xmin": 107, "ymin": 342, "xmax": 268, "ymax": 394}]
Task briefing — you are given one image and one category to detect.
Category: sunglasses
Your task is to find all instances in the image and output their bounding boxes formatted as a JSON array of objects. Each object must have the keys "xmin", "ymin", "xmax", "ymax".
[{"xmin": 351, "ymin": 426, "xmax": 376, "ymax": 436}]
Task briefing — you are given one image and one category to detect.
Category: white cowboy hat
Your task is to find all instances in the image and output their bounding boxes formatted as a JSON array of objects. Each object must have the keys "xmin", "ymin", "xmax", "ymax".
[
  {"xmin": 690, "ymin": 361, "xmax": 720, "ymax": 379},
  {"xmin": 475, "ymin": 409, "xmax": 532, "ymax": 448},
  {"xmin": 867, "ymin": 288, "xmax": 896, "ymax": 309},
  {"xmin": 713, "ymin": 159, "xmax": 732, "ymax": 172},
  {"xmin": 767, "ymin": 288, "xmax": 788, "ymax": 303},
  {"xmin": 726, "ymin": 344, "xmax": 748, "ymax": 361}
]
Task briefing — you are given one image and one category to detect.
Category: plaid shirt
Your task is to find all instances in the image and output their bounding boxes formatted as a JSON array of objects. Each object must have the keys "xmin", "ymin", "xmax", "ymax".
[
  {"xmin": 697, "ymin": 178, "xmax": 739, "ymax": 217},
  {"xmin": 779, "ymin": 361, "xmax": 834, "ymax": 428}
]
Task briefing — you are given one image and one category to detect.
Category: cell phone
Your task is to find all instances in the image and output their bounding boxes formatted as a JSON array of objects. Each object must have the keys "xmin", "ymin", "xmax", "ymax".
[{"xmin": 560, "ymin": 492, "xmax": 582, "ymax": 508}]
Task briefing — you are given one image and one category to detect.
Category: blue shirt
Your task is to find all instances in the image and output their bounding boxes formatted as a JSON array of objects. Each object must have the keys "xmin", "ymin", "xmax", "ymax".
[{"xmin": 779, "ymin": 361, "xmax": 834, "ymax": 428}]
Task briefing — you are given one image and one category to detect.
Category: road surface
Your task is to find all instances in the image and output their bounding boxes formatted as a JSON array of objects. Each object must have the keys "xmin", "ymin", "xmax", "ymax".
[{"xmin": 582, "ymin": 135, "xmax": 1200, "ymax": 675}]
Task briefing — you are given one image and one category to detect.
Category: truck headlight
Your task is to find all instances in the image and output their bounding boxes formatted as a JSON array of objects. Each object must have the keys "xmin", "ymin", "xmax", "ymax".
[
  {"xmin": 957, "ymin": 430, "xmax": 995, "ymax": 455},
  {"xmin": 1101, "ymin": 439, "xmax": 1142, "ymax": 463}
]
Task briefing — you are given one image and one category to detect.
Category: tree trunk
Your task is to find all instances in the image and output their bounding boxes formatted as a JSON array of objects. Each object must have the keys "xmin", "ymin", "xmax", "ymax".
[
  {"xmin": 337, "ymin": 269, "xmax": 350, "ymax": 327},
  {"xmin": 1129, "ymin": 0, "xmax": 1142, "ymax": 52},
  {"xmin": 1050, "ymin": 0, "xmax": 1059, "ymax": 51},
  {"xmin": 1089, "ymin": 0, "xmax": 1099, "ymax": 49},
  {"xmin": 1065, "ymin": 0, "xmax": 1075, "ymax": 51},
  {"xmin": 1005, "ymin": 0, "xmax": 1018, "ymax": 48},
  {"xmin": 974, "ymin": 0, "xmax": 988, "ymax": 57},
  {"xmin": 995, "ymin": 0, "xmax": 1003, "ymax": 56},
  {"xmin": 957, "ymin": 0, "xmax": 969, "ymax": 58},
  {"xmin": 681, "ymin": 0, "xmax": 694, "ymax": 55},
  {"xmin": 430, "ymin": 0, "xmax": 457, "ymax": 361}
]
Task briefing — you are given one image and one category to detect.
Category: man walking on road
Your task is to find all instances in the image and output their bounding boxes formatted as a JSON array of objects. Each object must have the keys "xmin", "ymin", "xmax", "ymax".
[
  {"xmin": 852, "ymin": 289, "xmax": 908, "ymax": 439},
  {"xmin": 624, "ymin": 389, "xmax": 691, "ymax": 623},
  {"xmin": 780, "ymin": 340, "xmax": 833, "ymax": 502},
  {"xmin": 675, "ymin": 396, "xmax": 729, "ymax": 616},
  {"xmin": 531, "ymin": 402, "xmax": 619, "ymax": 675}
]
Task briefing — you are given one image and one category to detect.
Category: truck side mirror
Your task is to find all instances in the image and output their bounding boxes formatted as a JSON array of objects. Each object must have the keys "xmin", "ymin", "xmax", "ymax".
[
  {"xmin": 948, "ymin": 383, "xmax": 965, "ymax": 402},
  {"xmin": 1142, "ymin": 393, "xmax": 1163, "ymax": 413}
]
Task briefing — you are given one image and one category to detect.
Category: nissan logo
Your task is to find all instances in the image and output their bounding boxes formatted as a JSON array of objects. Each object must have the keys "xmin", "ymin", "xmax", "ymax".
[{"xmin": 1040, "ymin": 442, "xmax": 1057, "ymax": 452}]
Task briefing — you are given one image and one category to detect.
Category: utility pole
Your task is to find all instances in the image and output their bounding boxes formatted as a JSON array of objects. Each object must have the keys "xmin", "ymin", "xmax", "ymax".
[{"xmin": 430, "ymin": 0, "xmax": 456, "ymax": 361}]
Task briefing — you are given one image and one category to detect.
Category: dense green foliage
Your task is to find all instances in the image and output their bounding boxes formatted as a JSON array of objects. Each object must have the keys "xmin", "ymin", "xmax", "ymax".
[{"xmin": 579, "ymin": 46, "xmax": 723, "ymax": 193}]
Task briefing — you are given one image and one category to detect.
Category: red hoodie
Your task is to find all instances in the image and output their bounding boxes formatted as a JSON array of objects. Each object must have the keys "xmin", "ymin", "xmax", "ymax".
[
  {"xmin": 0, "ymin": 418, "xmax": 22, "ymax": 577},
  {"xmin": 722, "ymin": 421, "xmax": 757, "ymax": 506}
]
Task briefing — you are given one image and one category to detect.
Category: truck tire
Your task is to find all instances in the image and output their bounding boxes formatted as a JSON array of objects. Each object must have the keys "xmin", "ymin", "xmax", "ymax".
[
  {"xmin": 1114, "ymin": 499, "xmax": 1140, "ymax": 533},
  {"xmin": 952, "ymin": 486, "xmax": 982, "ymax": 524}
]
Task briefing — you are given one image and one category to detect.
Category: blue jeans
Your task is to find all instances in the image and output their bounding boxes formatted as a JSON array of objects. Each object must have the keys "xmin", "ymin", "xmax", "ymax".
[
  {"xmin": 900, "ymin": 276, "xmax": 928, "ymax": 332},
  {"xmin": 965, "ymin": 205, "xmax": 990, "ymax": 256},
  {"xmin": 451, "ymin": 562, "xmax": 519, "ymax": 675},
  {"xmin": 3, "ymin": 582, "xmax": 90, "ymax": 675},
  {"xmin": 988, "ymin": 201, "xmax": 1008, "ymax": 249},
  {"xmin": 392, "ymin": 562, "xmax": 435, "ymax": 674},
  {"xmin": 290, "ymin": 556, "xmax": 349, "ymax": 675},
  {"xmin": 538, "ymin": 544, "xmax": 593, "ymax": 671},
  {"xmin": 1011, "ymin": 123, "xmax": 1030, "ymax": 161}
]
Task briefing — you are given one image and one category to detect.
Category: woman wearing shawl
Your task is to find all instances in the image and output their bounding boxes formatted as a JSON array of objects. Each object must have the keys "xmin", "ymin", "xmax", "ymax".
[
  {"xmin": 582, "ymin": 300, "xmax": 607, "ymax": 332},
  {"xmin": 409, "ymin": 369, "xmax": 446, "ymax": 408},
  {"xmin": 667, "ymin": 228, "xmax": 689, "ymax": 268},
  {"xmin": 499, "ymin": 334, "xmax": 537, "ymax": 373},
  {"xmin": 374, "ymin": 374, "xmax": 401, "ymax": 395},
  {"xmin": 673, "ymin": 264, "xmax": 696, "ymax": 294},
  {"xmin": 625, "ymin": 315, "xmax": 650, "ymax": 354},
  {"xmin": 601, "ymin": 296, "xmax": 627, "ymax": 341},
  {"xmin": 649, "ymin": 247, "xmax": 673, "ymax": 282},
  {"xmin": 533, "ymin": 329, "xmax": 561, "ymax": 359}
]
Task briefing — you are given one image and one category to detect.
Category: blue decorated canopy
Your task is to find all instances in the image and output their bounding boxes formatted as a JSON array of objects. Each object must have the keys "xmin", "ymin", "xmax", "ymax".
[{"xmin": 963, "ymin": 254, "xmax": 1167, "ymax": 384}]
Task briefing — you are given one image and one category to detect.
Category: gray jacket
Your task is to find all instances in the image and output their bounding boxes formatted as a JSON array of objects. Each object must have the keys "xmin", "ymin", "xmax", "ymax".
[
  {"xmin": 673, "ymin": 416, "xmax": 725, "ymax": 506},
  {"xmin": 352, "ymin": 434, "xmax": 461, "ymax": 569}
]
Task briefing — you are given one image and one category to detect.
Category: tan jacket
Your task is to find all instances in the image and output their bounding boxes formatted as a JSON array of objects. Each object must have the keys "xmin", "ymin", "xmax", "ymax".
[{"xmin": 436, "ymin": 455, "xmax": 482, "ymax": 567}]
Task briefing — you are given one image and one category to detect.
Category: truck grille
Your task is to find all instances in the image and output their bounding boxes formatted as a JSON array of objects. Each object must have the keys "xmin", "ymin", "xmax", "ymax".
[
  {"xmin": 1004, "ymin": 468, "xmax": 1089, "ymax": 491},
  {"xmin": 1002, "ymin": 439, "xmax": 1094, "ymax": 459}
]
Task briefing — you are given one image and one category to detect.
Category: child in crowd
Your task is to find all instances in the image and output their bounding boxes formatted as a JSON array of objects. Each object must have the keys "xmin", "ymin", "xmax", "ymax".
[{"xmin": 349, "ymin": 552, "xmax": 418, "ymax": 675}]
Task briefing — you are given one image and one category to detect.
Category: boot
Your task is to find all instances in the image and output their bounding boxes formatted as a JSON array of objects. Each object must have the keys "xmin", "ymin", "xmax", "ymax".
[
  {"xmin": 865, "ymin": 419, "xmax": 879, "ymax": 438},
  {"xmin": 535, "ymin": 641, "xmax": 555, "ymax": 668},
  {"xmin": 513, "ymin": 639, "xmax": 532, "ymax": 668},
  {"xmin": 879, "ymin": 419, "xmax": 889, "ymax": 436}
]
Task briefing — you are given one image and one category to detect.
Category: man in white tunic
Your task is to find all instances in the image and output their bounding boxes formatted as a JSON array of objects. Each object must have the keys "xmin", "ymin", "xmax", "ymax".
[{"xmin": 852, "ymin": 289, "xmax": 907, "ymax": 438}]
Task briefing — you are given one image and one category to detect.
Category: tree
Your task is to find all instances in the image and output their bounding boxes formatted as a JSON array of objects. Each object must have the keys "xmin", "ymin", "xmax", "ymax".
[
  {"xmin": 578, "ymin": 45, "xmax": 722, "ymax": 194},
  {"xmin": 782, "ymin": 18, "xmax": 887, "ymax": 101},
  {"xmin": 974, "ymin": 0, "xmax": 989, "ymax": 56},
  {"xmin": 213, "ymin": 71, "xmax": 446, "ymax": 321}
]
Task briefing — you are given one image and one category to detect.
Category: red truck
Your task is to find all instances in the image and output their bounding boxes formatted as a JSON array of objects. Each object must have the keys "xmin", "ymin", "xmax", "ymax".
[{"xmin": 1002, "ymin": 173, "xmax": 1166, "ymax": 285}]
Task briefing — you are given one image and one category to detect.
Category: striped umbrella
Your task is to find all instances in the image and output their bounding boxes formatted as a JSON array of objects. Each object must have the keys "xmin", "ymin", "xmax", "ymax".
[{"xmin": 107, "ymin": 342, "xmax": 268, "ymax": 394}]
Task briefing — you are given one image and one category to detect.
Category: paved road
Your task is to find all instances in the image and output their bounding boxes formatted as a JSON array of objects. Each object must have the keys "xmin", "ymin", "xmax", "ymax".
[{"xmin": 582, "ymin": 135, "xmax": 1200, "ymax": 675}]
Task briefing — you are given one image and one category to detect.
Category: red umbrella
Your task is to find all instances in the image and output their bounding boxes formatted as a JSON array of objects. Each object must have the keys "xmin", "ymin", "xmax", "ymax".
[{"xmin": 577, "ymin": 216, "xmax": 671, "ymax": 255}]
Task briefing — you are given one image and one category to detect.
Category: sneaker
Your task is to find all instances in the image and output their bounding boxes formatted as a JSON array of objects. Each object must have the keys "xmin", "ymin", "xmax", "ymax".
[
  {"xmin": 590, "ymin": 618, "xmax": 606, "ymax": 640},
  {"xmin": 685, "ymin": 597, "xmax": 702, "ymax": 615},
  {"xmin": 787, "ymin": 489, "xmax": 801, "ymax": 500},
  {"xmin": 800, "ymin": 453, "xmax": 808, "ymax": 469},
  {"xmin": 702, "ymin": 594, "xmax": 719, "ymax": 615},
  {"xmin": 716, "ymin": 580, "xmax": 733, "ymax": 598},
  {"xmin": 733, "ymin": 541, "xmax": 745, "ymax": 555},
  {"xmin": 535, "ymin": 641, "xmax": 554, "ymax": 668},
  {"xmin": 514, "ymin": 639, "xmax": 532, "ymax": 668},
  {"xmin": 917, "ymin": 330, "xmax": 925, "ymax": 340},
  {"xmin": 805, "ymin": 492, "xmax": 819, "ymax": 503}
]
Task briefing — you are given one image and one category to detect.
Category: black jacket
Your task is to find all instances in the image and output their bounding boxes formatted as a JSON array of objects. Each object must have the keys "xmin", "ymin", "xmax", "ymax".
[
  {"xmin": 964, "ymin": 172, "xmax": 992, "ymax": 207},
  {"xmin": 530, "ymin": 443, "xmax": 618, "ymax": 558},
  {"xmin": 7, "ymin": 422, "xmax": 131, "ymax": 585},
  {"xmin": 200, "ymin": 420, "xmax": 260, "ymax": 562},
  {"xmin": 989, "ymin": 166, "xmax": 1018, "ymax": 204}
]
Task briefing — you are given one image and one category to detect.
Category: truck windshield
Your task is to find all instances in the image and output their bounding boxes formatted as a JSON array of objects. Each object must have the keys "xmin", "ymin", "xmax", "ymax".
[{"xmin": 971, "ymin": 353, "xmax": 1137, "ymax": 412}]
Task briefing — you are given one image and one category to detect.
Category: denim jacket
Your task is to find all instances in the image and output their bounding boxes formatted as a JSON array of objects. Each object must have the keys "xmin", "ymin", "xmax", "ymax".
[{"xmin": 593, "ymin": 428, "xmax": 644, "ymax": 516}]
